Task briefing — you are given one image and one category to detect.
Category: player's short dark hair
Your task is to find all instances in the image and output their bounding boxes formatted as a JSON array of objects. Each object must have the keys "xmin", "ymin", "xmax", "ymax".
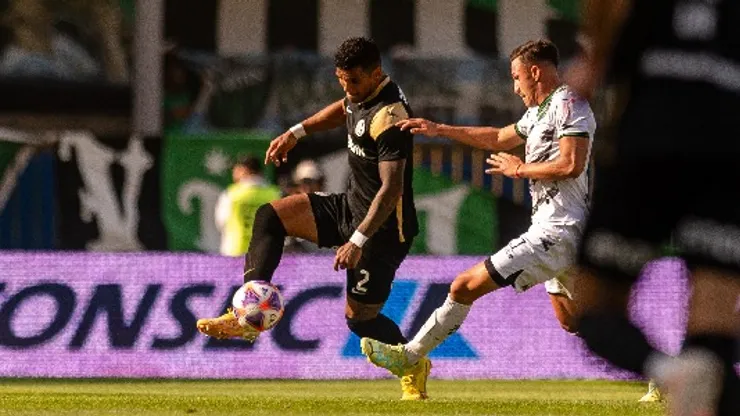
[
  {"xmin": 510, "ymin": 39, "xmax": 560, "ymax": 67},
  {"xmin": 235, "ymin": 155, "xmax": 262, "ymax": 174},
  {"xmin": 333, "ymin": 37, "xmax": 381, "ymax": 72}
]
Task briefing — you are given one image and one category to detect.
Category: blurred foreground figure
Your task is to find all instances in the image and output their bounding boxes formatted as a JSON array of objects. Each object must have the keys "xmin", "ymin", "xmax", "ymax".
[{"xmin": 567, "ymin": 1, "xmax": 740, "ymax": 415}]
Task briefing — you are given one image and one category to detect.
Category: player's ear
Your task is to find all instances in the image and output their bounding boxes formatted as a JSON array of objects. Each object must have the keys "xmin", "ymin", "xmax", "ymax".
[
  {"xmin": 370, "ymin": 65, "xmax": 382, "ymax": 80},
  {"xmin": 530, "ymin": 64, "xmax": 541, "ymax": 82}
]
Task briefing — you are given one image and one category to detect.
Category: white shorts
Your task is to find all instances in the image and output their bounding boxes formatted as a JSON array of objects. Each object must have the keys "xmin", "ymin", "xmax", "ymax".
[{"xmin": 485, "ymin": 223, "xmax": 581, "ymax": 299}]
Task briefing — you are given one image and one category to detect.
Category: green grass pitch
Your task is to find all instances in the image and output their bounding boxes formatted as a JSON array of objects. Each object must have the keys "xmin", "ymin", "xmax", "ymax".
[{"xmin": 0, "ymin": 379, "xmax": 664, "ymax": 415}]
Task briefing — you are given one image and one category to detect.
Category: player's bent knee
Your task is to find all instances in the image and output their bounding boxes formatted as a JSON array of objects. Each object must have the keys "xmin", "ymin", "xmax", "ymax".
[
  {"xmin": 449, "ymin": 277, "xmax": 471, "ymax": 300},
  {"xmin": 559, "ymin": 318, "xmax": 580, "ymax": 334},
  {"xmin": 449, "ymin": 270, "xmax": 493, "ymax": 304},
  {"xmin": 254, "ymin": 203, "xmax": 287, "ymax": 236},
  {"xmin": 345, "ymin": 297, "xmax": 383, "ymax": 321}
]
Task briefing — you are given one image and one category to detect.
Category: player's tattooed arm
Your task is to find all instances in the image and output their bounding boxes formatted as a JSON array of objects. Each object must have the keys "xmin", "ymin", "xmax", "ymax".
[
  {"xmin": 334, "ymin": 159, "xmax": 405, "ymax": 271},
  {"xmin": 357, "ymin": 159, "xmax": 405, "ymax": 238},
  {"xmin": 266, "ymin": 99, "xmax": 346, "ymax": 166}
]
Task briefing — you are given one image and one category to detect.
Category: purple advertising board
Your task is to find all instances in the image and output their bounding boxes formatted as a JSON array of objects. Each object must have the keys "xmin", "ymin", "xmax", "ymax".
[{"xmin": 0, "ymin": 253, "xmax": 688, "ymax": 379}]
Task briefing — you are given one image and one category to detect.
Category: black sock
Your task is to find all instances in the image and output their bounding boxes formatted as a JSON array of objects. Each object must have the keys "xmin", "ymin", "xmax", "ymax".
[
  {"xmin": 347, "ymin": 313, "xmax": 408, "ymax": 345},
  {"xmin": 683, "ymin": 335, "xmax": 740, "ymax": 416},
  {"xmin": 243, "ymin": 203, "xmax": 286, "ymax": 283},
  {"xmin": 578, "ymin": 311, "xmax": 661, "ymax": 375}
]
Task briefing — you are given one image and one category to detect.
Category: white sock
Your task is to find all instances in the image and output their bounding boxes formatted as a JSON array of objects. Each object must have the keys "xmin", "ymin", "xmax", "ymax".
[{"xmin": 404, "ymin": 294, "xmax": 471, "ymax": 365}]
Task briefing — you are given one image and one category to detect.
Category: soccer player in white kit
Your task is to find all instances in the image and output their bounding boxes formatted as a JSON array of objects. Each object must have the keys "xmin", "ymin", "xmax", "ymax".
[{"xmin": 360, "ymin": 39, "xmax": 596, "ymax": 378}]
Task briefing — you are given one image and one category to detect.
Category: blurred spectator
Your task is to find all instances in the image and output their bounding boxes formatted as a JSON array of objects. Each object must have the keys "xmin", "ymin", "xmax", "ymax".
[
  {"xmin": 292, "ymin": 159, "xmax": 325, "ymax": 194},
  {"xmin": 164, "ymin": 50, "xmax": 216, "ymax": 134},
  {"xmin": 61, "ymin": 0, "xmax": 130, "ymax": 83},
  {"xmin": 0, "ymin": 0, "xmax": 101, "ymax": 80},
  {"xmin": 283, "ymin": 159, "xmax": 333, "ymax": 253},
  {"xmin": 0, "ymin": 0, "xmax": 129, "ymax": 83},
  {"xmin": 215, "ymin": 155, "xmax": 281, "ymax": 257}
]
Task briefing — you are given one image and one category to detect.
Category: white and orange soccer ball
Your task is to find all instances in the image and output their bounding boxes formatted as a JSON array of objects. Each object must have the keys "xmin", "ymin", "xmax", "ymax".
[{"xmin": 231, "ymin": 281, "xmax": 285, "ymax": 332}]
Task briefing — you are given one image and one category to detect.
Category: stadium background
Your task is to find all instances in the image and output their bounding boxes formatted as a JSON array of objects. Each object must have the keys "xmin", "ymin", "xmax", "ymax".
[{"xmin": 0, "ymin": 0, "xmax": 685, "ymax": 386}]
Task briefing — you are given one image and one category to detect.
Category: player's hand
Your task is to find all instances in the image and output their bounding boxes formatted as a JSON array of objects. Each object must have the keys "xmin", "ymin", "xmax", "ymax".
[
  {"xmin": 395, "ymin": 118, "xmax": 439, "ymax": 137},
  {"xmin": 265, "ymin": 131, "xmax": 298, "ymax": 166},
  {"xmin": 486, "ymin": 152, "xmax": 523, "ymax": 178},
  {"xmin": 333, "ymin": 242, "xmax": 363, "ymax": 271}
]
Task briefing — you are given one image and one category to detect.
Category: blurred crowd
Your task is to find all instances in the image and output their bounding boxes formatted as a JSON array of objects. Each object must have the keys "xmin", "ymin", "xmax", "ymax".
[{"xmin": 0, "ymin": 0, "xmax": 130, "ymax": 83}]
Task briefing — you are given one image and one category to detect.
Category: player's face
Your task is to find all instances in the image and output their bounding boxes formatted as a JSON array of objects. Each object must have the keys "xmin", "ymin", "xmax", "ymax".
[
  {"xmin": 335, "ymin": 66, "xmax": 381, "ymax": 103},
  {"xmin": 511, "ymin": 57, "xmax": 538, "ymax": 107}
]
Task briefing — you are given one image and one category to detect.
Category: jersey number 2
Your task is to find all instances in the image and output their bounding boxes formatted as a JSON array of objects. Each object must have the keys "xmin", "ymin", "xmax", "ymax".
[{"xmin": 352, "ymin": 269, "xmax": 371, "ymax": 295}]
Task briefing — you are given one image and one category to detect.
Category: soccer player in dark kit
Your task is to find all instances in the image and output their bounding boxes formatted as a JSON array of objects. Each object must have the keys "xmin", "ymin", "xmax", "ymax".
[{"xmin": 196, "ymin": 37, "xmax": 429, "ymax": 400}]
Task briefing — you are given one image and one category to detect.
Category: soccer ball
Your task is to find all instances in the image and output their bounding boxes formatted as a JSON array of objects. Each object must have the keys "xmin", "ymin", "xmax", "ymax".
[{"xmin": 231, "ymin": 281, "xmax": 285, "ymax": 331}]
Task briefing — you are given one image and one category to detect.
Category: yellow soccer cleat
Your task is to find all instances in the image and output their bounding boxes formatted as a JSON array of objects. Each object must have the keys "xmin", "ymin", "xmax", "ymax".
[
  {"xmin": 638, "ymin": 380, "xmax": 663, "ymax": 402},
  {"xmin": 360, "ymin": 337, "xmax": 415, "ymax": 377},
  {"xmin": 400, "ymin": 357, "xmax": 432, "ymax": 401},
  {"xmin": 196, "ymin": 308, "xmax": 260, "ymax": 342}
]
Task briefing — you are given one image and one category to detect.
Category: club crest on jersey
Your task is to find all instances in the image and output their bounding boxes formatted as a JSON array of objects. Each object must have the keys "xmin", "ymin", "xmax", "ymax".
[{"xmin": 354, "ymin": 119, "xmax": 366, "ymax": 137}]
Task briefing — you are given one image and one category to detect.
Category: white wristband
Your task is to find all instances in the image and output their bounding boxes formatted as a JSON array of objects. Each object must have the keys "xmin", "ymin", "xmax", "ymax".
[
  {"xmin": 349, "ymin": 230, "xmax": 369, "ymax": 248},
  {"xmin": 289, "ymin": 123, "xmax": 307, "ymax": 139}
]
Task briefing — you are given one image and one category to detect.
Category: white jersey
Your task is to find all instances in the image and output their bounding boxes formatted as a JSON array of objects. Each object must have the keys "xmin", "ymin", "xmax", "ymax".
[{"xmin": 515, "ymin": 85, "xmax": 596, "ymax": 227}]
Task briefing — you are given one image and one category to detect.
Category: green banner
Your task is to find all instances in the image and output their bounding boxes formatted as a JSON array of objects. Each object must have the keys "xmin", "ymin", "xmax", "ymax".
[
  {"xmin": 411, "ymin": 168, "xmax": 497, "ymax": 255},
  {"xmin": 163, "ymin": 131, "xmax": 497, "ymax": 255},
  {"xmin": 163, "ymin": 131, "xmax": 273, "ymax": 252}
]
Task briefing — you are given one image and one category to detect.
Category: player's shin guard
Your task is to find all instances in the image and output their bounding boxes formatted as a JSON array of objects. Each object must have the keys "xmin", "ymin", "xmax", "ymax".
[
  {"xmin": 578, "ymin": 311, "xmax": 660, "ymax": 375},
  {"xmin": 683, "ymin": 335, "xmax": 740, "ymax": 415},
  {"xmin": 347, "ymin": 314, "xmax": 407, "ymax": 345},
  {"xmin": 243, "ymin": 203, "xmax": 286, "ymax": 283}
]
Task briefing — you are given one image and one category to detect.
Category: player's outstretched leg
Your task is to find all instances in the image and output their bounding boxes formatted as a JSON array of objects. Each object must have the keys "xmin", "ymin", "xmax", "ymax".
[
  {"xmin": 198, "ymin": 196, "xmax": 314, "ymax": 340},
  {"xmin": 362, "ymin": 263, "xmax": 489, "ymax": 375},
  {"xmin": 360, "ymin": 294, "xmax": 472, "ymax": 377},
  {"xmin": 361, "ymin": 263, "xmax": 489, "ymax": 377}
]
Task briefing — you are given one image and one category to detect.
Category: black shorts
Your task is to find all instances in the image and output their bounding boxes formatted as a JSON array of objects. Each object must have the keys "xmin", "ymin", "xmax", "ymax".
[
  {"xmin": 579, "ymin": 152, "xmax": 740, "ymax": 282},
  {"xmin": 308, "ymin": 192, "xmax": 412, "ymax": 304}
]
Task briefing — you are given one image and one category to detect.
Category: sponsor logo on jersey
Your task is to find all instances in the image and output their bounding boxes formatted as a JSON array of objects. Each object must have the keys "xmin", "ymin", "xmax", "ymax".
[{"xmin": 347, "ymin": 135, "xmax": 366, "ymax": 158}]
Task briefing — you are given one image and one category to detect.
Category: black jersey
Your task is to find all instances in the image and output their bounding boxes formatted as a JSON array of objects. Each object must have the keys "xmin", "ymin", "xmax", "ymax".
[
  {"xmin": 610, "ymin": 0, "xmax": 740, "ymax": 151},
  {"xmin": 343, "ymin": 77, "xmax": 418, "ymax": 242}
]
